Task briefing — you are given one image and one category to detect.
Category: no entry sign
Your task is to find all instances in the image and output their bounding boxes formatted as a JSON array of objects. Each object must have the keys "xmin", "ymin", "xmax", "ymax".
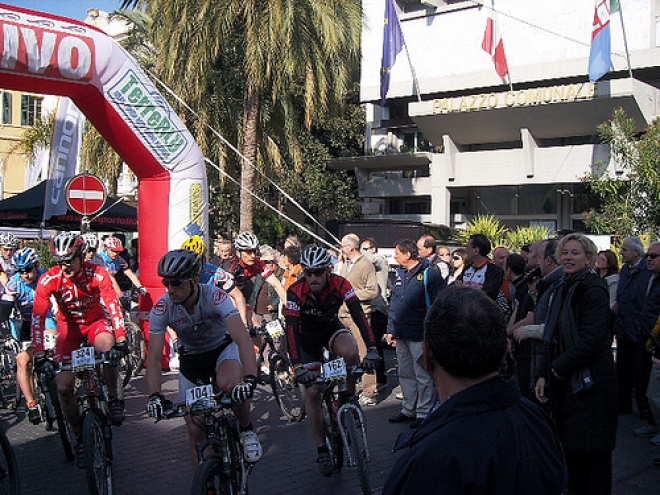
[{"xmin": 65, "ymin": 174, "xmax": 107, "ymax": 216}]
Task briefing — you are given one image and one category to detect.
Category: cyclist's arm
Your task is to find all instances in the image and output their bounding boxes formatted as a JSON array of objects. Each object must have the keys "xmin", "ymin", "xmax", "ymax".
[
  {"xmin": 145, "ymin": 332, "xmax": 165, "ymax": 394},
  {"xmin": 97, "ymin": 266, "xmax": 126, "ymax": 341},
  {"xmin": 122, "ymin": 268, "xmax": 145, "ymax": 292},
  {"xmin": 0, "ymin": 269, "xmax": 8, "ymax": 289},
  {"xmin": 227, "ymin": 286, "xmax": 248, "ymax": 326},
  {"xmin": 225, "ymin": 314, "xmax": 258, "ymax": 377},
  {"xmin": 284, "ymin": 292, "xmax": 304, "ymax": 365},
  {"xmin": 31, "ymin": 278, "xmax": 53, "ymax": 353},
  {"xmin": 265, "ymin": 273, "xmax": 287, "ymax": 304},
  {"xmin": 109, "ymin": 273, "xmax": 122, "ymax": 296}
]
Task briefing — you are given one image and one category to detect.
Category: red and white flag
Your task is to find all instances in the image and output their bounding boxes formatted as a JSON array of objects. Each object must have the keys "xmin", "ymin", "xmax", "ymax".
[{"xmin": 482, "ymin": 1, "xmax": 509, "ymax": 82}]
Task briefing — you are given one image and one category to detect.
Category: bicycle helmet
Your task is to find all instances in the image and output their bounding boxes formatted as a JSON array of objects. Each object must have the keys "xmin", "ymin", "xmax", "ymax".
[
  {"xmin": 51, "ymin": 232, "xmax": 85, "ymax": 263},
  {"xmin": 0, "ymin": 232, "xmax": 18, "ymax": 248},
  {"xmin": 103, "ymin": 236, "xmax": 124, "ymax": 252},
  {"xmin": 157, "ymin": 249, "xmax": 201, "ymax": 279},
  {"xmin": 12, "ymin": 247, "xmax": 39, "ymax": 270},
  {"xmin": 300, "ymin": 246, "xmax": 332, "ymax": 269},
  {"xmin": 82, "ymin": 233, "xmax": 99, "ymax": 251},
  {"xmin": 234, "ymin": 232, "xmax": 259, "ymax": 251},
  {"xmin": 181, "ymin": 235, "xmax": 206, "ymax": 255}
]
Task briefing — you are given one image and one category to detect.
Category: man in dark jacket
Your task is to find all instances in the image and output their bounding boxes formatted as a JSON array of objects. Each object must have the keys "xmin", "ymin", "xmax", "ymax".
[
  {"xmin": 384, "ymin": 286, "xmax": 564, "ymax": 495},
  {"xmin": 615, "ymin": 235, "xmax": 653, "ymax": 419},
  {"xmin": 386, "ymin": 239, "xmax": 445, "ymax": 428}
]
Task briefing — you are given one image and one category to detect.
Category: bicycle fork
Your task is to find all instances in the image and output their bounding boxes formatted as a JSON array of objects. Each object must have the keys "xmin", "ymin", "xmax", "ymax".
[{"xmin": 337, "ymin": 404, "xmax": 371, "ymax": 466}]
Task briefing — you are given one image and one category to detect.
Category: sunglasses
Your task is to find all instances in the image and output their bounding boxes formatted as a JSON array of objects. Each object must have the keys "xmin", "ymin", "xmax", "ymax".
[
  {"xmin": 646, "ymin": 253, "xmax": 660, "ymax": 259},
  {"xmin": 304, "ymin": 269, "xmax": 326, "ymax": 277},
  {"xmin": 263, "ymin": 259, "xmax": 276, "ymax": 264},
  {"xmin": 452, "ymin": 256, "xmax": 463, "ymax": 261},
  {"xmin": 18, "ymin": 267, "xmax": 35, "ymax": 274},
  {"xmin": 361, "ymin": 246, "xmax": 373, "ymax": 252},
  {"xmin": 1, "ymin": 246, "xmax": 15, "ymax": 251},
  {"xmin": 162, "ymin": 278, "xmax": 190, "ymax": 288},
  {"xmin": 241, "ymin": 249, "xmax": 257, "ymax": 255}
]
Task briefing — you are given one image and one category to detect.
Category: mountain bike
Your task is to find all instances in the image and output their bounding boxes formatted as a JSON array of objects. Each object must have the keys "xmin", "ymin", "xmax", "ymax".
[
  {"xmin": 162, "ymin": 387, "xmax": 252, "ymax": 495},
  {"xmin": 250, "ymin": 319, "xmax": 305, "ymax": 422},
  {"xmin": 0, "ymin": 423, "xmax": 19, "ymax": 494},
  {"xmin": 315, "ymin": 357, "xmax": 372, "ymax": 495},
  {"xmin": 53, "ymin": 346, "xmax": 117, "ymax": 495},
  {"xmin": 0, "ymin": 334, "xmax": 21, "ymax": 411},
  {"xmin": 118, "ymin": 302, "xmax": 146, "ymax": 389}
]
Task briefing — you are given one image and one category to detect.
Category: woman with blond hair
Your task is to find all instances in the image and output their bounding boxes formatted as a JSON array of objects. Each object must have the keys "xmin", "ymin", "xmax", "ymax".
[{"xmin": 535, "ymin": 233, "xmax": 617, "ymax": 494}]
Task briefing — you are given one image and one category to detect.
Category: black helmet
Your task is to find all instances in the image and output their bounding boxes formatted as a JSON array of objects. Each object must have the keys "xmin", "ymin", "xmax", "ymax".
[
  {"xmin": 300, "ymin": 246, "xmax": 332, "ymax": 269},
  {"xmin": 51, "ymin": 232, "xmax": 85, "ymax": 263},
  {"xmin": 157, "ymin": 249, "xmax": 201, "ymax": 279}
]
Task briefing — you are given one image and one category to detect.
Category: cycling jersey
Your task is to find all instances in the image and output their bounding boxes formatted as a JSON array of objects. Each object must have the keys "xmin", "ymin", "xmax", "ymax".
[
  {"xmin": 149, "ymin": 283, "xmax": 239, "ymax": 355},
  {"xmin": 99, "ymin": 251, "xmax": 128, "ymax": 276},
  {"xmin": 0, "ymin": 256, "xmax": 15, "ymax": 295},
  {"xmin": 5, "ymin": 269, "xmax": 56, "ymax": 340},
  {"xmin": 32, "ymin": 262, "xmax": 125, "ymax": 352},
  {"xmin": 285, "ymin": 273, "xmax": 376, "ymax": 365},
  {"xmin": 230, "ymin": 259, "xmax": 275, "ymax": 301},
  {"xmin": 210, "ymin": 266, "xmax": 236, "ymax": 292}
]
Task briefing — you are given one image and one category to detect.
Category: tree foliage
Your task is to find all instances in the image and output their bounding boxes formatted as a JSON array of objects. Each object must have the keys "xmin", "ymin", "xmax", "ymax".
[
  {"xmin": 583, "ymin": 108, "xmax": 660, "ymax": 238},
  {"xmin": 456, "ymin": 215, "xmax": 508, "ymax": 247}
]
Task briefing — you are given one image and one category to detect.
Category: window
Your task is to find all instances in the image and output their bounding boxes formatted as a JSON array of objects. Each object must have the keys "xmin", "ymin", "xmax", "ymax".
[
  {"xmin": 20, "ymin": 95, "xmax": 42, "ymax": 126},
  {"xmin": 387, "ymin": 196, "xmax": 431, "ymax": 214},
  {"xmin": 1, "ymin": 92, "xmax": 11, "ymax": 124}
]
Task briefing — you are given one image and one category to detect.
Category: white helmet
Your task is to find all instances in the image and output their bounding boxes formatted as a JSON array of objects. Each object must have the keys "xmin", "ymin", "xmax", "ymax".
[
  {"xmin": 0, "ymin": 232, "xmax": 18, "ymax": 248},
  {"xmin": 82, "ymin": 233, "xmax": 99, "ymax": 251},
  {"xmin": 234, "ymin": 232, "xmax": 259, "ymax": 251},
  {"xmin": 300, "ymin": 246, "xmax": 332, "ymax": 270}
]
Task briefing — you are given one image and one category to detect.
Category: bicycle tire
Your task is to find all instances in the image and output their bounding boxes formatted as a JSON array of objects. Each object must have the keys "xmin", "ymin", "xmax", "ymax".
[
  {"xmin": 48, "ymin": 381, "xmax": 75, "ymax": 461},
  {"xmin": 342, "ymin": 410, "xmax": 370, "ymax": 495},
  {"xmin": 321, "ymin": 394, "xmax": 343, "ymax": 473},
  {"xmin": 0, "ymin": 426, "xmax": 20, "ymax": 495},
  {"xmin": 34, "ymin": 376, "xmax": 55, "ymax": 431},
  {"xmin": 269, "ymin": 352, "xmax": 305, "ymax": 422},
  {"xmin": 83, "ymin": 412, "xmax": 113, "ymax": 495},
  {"xmin": 0, "ymin": 350, "xmax": 17, "ymax": 410},
  {"xmin": 125, "ymin": 322, "xmax": 146, "ymax": 377}
]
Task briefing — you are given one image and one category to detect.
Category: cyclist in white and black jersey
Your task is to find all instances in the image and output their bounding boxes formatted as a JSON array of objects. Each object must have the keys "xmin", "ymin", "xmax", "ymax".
[
  {"xmin": 145, "ymin": 249, "xmax": 262, "ymax": 465},
  {"xmin": 0, "ymin": 232, "xmax": 18, "ymax": 290}
]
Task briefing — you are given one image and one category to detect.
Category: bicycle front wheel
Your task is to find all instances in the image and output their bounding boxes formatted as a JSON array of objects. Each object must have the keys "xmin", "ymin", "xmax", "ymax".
[
  {"xmin": 321, "ymin": 395, "xmax": 343, "ymax": 473},
  {"xmin": 83, "ymin": 412, "xmax": 114, "ymax": 495},
  {"xmin": 342, "ymin": 410, "xmax": 370, "ymax": 495},
  {"xmin": 48, "ymin": 383, "xmax": 75, "ymax": 461},
  {"xmin": 0, "ymin": 426, "xmax": 19, "ymax": 494},
  {"xmin": 125, "ymin": 321, "xmax": 146, "ymax": 378},
  {"xmin": 269, "ymin": 352, "xmax": 305, "ymax": 422},
  {"xmin": 191, "ymin": 453, "xmax": 247, "ymax": 495}
]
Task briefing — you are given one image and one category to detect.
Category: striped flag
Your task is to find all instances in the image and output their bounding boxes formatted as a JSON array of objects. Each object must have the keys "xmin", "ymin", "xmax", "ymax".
[
  {"xmin": 380, "ymin": 0, "xmax": 405, "ymax": 106},
  {"xmin": 589, "ymin": 0, "xmax": 616, "ymax": 82},
  {"xmin": 482, "ymin": 0, "xmax": 509, "ymax": 82}
]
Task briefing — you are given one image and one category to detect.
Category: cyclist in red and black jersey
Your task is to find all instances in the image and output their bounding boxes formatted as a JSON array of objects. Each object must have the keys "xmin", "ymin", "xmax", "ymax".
[{"xmin": 285, "ymin": 246, "xmax": 380, "ymax": 477}]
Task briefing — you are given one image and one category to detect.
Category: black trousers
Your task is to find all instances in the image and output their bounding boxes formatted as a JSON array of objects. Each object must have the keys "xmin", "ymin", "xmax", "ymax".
[
  {"xmin": 370, "ymin": 310, "xmax": 388, "ymax": 385},
  {"xmin": 616, "ymin": 339, "xmax": 653, "ymax": 421}
]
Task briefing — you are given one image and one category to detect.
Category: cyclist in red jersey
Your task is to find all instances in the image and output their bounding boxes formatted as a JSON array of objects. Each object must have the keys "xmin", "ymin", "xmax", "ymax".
[
  {"xmin": 32, "ymin": 232, "xmax": 128, "ymax": 467},
  {"xmin": 285, "ymin": 245, "xmax": 380, "ymax": 476}
]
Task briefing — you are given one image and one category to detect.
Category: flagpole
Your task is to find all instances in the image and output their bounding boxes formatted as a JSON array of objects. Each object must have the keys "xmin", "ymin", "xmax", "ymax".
[
  {"xmin": 616, "ymin": 0, "xmax": 634, "ymax": 78},
  {"xmin": 403, "ymin": 44, "xmax": 422, "ymax": 102}
]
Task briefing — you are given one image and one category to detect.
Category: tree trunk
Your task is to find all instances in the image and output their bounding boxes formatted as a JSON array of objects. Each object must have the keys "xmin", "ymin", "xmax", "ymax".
[{"xmin": 239, "ymin": 84, "xmax": 260, "ymax": 233}]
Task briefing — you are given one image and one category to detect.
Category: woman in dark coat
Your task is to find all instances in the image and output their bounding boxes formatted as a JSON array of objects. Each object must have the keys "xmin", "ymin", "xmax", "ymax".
[{"xmin": 535, "ymin": 233, "xmax": 618, "ymax": 494}]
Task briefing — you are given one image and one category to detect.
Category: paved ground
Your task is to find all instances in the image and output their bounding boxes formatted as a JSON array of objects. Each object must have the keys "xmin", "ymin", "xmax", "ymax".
[{"xmin": 1, "ymin": 348, "xmax": 659, "ymax": 494}]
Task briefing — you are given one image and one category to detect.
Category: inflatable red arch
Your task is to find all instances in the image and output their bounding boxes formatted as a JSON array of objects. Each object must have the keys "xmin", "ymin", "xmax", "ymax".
[{"xmin": 0, "ymin": 3, "xmax": 208, "ymax": 307}]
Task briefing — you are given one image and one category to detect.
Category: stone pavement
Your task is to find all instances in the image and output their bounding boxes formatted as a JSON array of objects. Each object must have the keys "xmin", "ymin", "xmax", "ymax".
[{"xmin": 1, "ymin": 347, "xmax": 659, "ymax": 494}]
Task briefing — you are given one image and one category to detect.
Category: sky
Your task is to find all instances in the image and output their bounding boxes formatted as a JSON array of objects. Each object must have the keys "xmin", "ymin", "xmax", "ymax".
[{"xmin": 3, "ymin": 1, "xmax": 125, "ymax": 21}]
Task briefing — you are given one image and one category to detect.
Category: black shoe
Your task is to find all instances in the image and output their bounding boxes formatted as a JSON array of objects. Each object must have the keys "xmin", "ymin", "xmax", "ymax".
[
  {"xmin": 410, "ymin": 418, "xmax": 423, "ymax": 429},
  {"xmin": 317, "ymin": 451, "xmax": 334, "ymax": 477},
  {"xmin": 109, "ymin": 398, "xmax": 125, "ymax": 425},
  {"xmin": 389, "ymin": 412, "xmax": 415, "ymax": 423},
  {"xmin": 75, "ymin": 440, "xmax": 86, "ymax": 469},
  {"xmin": 27, "ymin": 403, "xmax": 42, "ymax": 425}
]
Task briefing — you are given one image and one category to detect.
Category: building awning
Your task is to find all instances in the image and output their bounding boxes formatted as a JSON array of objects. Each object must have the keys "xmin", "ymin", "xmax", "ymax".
[
  {"xmin": 408, "ymin": 78, "xmax": 660, "ymax": 146},
  {"xmin": 328, "ymin": 152, "xmax": 432, "ymax": 171}
]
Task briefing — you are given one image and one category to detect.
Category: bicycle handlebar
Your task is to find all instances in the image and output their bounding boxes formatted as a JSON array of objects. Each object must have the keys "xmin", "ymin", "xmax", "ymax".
[{"xmin": 161, "ymin": 391, "xmax": 235, "ymax": 421}]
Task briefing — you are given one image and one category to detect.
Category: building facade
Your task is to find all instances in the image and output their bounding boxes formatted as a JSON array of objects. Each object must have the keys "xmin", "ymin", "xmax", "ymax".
[{"xmin": 330, "ymin": 0, "xmax": 660, "ymax": 232}]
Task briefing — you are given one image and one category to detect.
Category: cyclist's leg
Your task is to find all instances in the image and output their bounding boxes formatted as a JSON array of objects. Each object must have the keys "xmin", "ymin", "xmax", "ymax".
[
  {"xmin": 16, "ymin": 348, "xmax": 36, "ymax": 404},
  {"xmin": 215, "ymin": 342, "xmax": 262, "ymax": 462},
  {"xmin": 329, "ymin": 328, "xmax": 360, "ymax": 394},
  {"xmin": 87, "ymin": 320, "xmax": 119, "ymax": 397},
  {"xmin": 179, "ymin": 373, "xmax": 207, "ymax": 466}
]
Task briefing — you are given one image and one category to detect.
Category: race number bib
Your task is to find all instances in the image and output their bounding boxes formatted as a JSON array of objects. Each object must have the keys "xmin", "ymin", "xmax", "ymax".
[
  {"xmin": 186, "ymin": 384, "xmax": 213, "ymax": 408},
  {"xmin": 72, "ymin": 347, "xmax": 95, "ymax": 372},
  {"xmin": 323, "ymin": 357, "xmax": 347, "ymax": 381},
  {"xmin": 265, "ymin": 320, "xmax": 284, "ymax": 338}
]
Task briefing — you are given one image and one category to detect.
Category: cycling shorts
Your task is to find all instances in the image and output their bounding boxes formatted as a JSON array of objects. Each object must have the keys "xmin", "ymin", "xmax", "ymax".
[
  {"xmin": 55, "ymin": 319, "xmax": 114, "ymax": 362},
  {"xmin": 178, "ymin": 341, "xmax": 241, "ymax": 402},
  {"xmin": 299, "ymin": 328, "xmax": 352, "ymax": 368}
]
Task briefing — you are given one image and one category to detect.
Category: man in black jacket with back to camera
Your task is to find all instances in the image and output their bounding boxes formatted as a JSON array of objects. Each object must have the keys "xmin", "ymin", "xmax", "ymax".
[{"xmin": 384, "ymin": 286, "xmax": 564, "ymax": 495}]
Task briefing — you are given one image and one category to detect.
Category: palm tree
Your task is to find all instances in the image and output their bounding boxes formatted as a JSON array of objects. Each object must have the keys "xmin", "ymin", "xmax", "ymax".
[{"xmin": 138, "ymin": 0, "xmax": 362, "ymax": 232}]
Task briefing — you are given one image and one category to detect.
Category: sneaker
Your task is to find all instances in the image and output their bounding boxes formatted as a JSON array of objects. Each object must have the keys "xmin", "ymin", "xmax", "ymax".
[
  {"xmin": 650, "ymin": 434, "xmax": 660, "ymax": 446},
  {"xmin": 358, "ymin": 396, "xmax": 377, "ymax": 407},
  {"xmin": 108, "ymin": 398, "xmax": 125, "ymax": 425},
  {"xmin": 316, "ymin": 451, "xmax": 334, "ymax": 477},
  {"xmin": 240, "ymin": 430, "xmax": 263, "ymax": 463},
  {"xmin": 395, "ymin": 392, "xmax": 404, "ymax": 400},
  {"xmin": 634, "ymin": 424, "xmax": 658, "ymax": 438},
  {"xmin": 27, "ymin": 402, "xmax": 42, "ymax": 425}
]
